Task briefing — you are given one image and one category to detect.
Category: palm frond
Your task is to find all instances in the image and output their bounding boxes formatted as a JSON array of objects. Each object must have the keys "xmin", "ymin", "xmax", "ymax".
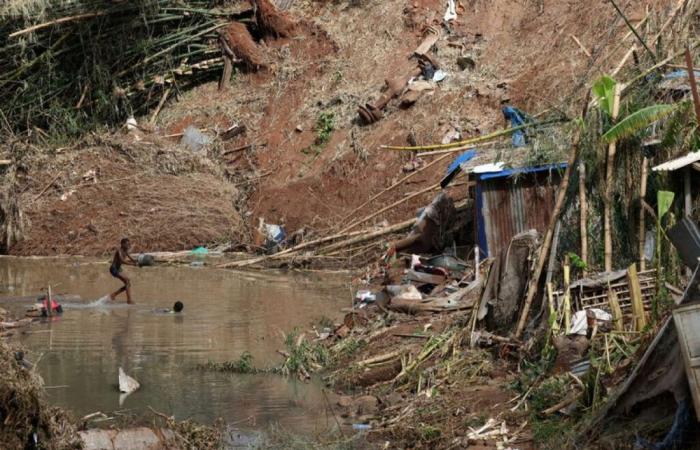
[{"xmin": 602, "ymin": 103, "xmax": 685, "ymax": 143}]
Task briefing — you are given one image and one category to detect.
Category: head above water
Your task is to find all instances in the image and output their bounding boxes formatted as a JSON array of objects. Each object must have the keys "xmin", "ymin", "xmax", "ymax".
[
  {"xmin": 120, "ymin": 237, "xmax": 130, "ymax": 250},
  {"xmin": 173, "ymin": 301, "xmax": 184, "ymax": 313}
]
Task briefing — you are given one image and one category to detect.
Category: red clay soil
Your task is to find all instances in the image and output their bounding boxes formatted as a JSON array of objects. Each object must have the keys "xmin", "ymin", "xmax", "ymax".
[
  {"xmin": 236, "ymin": 0, "xmax": 669, "ymax": 234},
  {"xmin": 6, "ymin": 0, "xmax": 676, "ymax": 255},
  {"xmin": 10, "ymin": 137, "xmax": 242, "ymax": 256}
]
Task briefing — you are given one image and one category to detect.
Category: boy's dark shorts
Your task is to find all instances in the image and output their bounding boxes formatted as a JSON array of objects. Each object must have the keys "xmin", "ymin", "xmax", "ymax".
[{"xmin": 109, "ymin": 265, "xmax": 121, "ymax": 277}]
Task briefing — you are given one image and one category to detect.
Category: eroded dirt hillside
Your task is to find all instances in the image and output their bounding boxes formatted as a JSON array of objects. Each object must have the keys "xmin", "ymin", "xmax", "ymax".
[{"xmin": 8, "ymin": 0, "xmax": 672, "ymax": 255}]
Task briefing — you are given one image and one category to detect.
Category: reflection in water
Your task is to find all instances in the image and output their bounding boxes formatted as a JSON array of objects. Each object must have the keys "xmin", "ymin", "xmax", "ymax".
[{"xmin": 0, "ymin": 258, "xmax": 348, "ymax": 432}]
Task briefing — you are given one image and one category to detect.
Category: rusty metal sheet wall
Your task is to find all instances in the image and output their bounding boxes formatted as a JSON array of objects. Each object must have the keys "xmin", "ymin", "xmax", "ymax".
[{"xmin": 479, "ymin": 172, "xmax": 560, "ymax": 257}]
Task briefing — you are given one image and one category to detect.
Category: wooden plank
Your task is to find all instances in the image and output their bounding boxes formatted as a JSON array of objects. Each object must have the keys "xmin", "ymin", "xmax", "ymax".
[
  {"xmin": 673, "ymin": 304, "xmax": 700, "ymax": 421},
  {"xmin": 627, "ymin": 263, "xmax": 647, "ymax": 331},
  {"xmin": 608, "ymin": 289, "xmax": 624, "ymax": 331}
]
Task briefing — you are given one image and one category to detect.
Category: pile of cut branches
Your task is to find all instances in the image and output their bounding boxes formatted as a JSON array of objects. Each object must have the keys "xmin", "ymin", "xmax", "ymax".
[{"xmin": 0, "ymin": 0, "xmax": 252, "ymax": 136}]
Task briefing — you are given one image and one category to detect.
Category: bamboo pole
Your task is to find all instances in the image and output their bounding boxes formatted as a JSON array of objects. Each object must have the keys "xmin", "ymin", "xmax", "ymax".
[
  {"xmin": 639, "ymin": 156, "xmax": 648, "ymax": 270},
  {"xmin": 219, "ymin": 218, "xmax": 415, "ymax": 268},
  {"xmin": 627, "ymin": 263, "xmax": 647, "ymax": 331},
  {"xmin": 217, "ymin": 229, "xmax": 368, "ymax": 268},
  {"xmin": 685, "ymin": 46, "xmax": 700, "ymax": 123},
  {"xmin": 338, "ymin": 152, "xmax": 453, "ymax": 225},
  {"xmin": 578, "ymin": 162, "xmax": 588, "ymax": 273},
  {"xmin": 515, "ymin": 128, "xmax": 582, "ymax": 338},
  {"xmin": 569, "ymin": 34, "xmax": 591, "ymax": 58},
  {"xmin": 607, "ymin": 0, "xmax": 656, "ymax": 60},
  {"xmin": 623, "ymin": 40, "xmax": 700, "ymax": 94},
  {"xmin": 339, "ymin": 182, "xmax": 439, "ymax": 234},
  {"xmin": 604, "ymin": 84, "xmax": 621, "ymax": 273},
  {"xmin": 380, "ymin": 119, "xmax": 564, "ymax": 151},
  {"xmin": 563, "ymin": 255, "xmax": 572, "ymax": 333},
  {"xmin": 547, "ymin": 282, "xmax": 560, "ymax": 334},
  {"xmin": 9, "ymin": 12, "xmax": 107, "ymax": 38},
  {"xmin": 150, "ymin": 87, "xmax": 172, "ymax": 124},
  {"xmin": 320, "ymin": 217, "xmax": 416, "ymax": 254},
  {"xmin": 608, "ymin": 287, "xmax": 624, "ymax": 332}
]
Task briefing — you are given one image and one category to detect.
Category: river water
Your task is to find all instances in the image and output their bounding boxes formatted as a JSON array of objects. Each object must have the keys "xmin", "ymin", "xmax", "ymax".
[{"xmin": 0, "ymin": 257, "xmax": 349, "ymax": 434}]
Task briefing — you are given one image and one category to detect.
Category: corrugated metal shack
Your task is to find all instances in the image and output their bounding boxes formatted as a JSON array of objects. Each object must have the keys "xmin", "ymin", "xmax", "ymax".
[
  {"xmin": 474, "ymin": 163, "xmax": 567, "ymax": 257},
  {"xmin": 441, "ymin": 146, "xmax": 568, "ymax": 258}
]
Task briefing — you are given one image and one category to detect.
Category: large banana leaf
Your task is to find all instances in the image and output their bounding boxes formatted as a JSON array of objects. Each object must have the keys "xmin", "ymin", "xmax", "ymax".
[
  {"xmin": 602, "ymin": 103, "xmax": 684, "ymax": 143},
  {"xmin": 658, "ymin": 191, "xmax": 675, "ymax": 220},
  {"xmin": 592, "ymin": 75, "xmax": 618, "ymax": 117}
]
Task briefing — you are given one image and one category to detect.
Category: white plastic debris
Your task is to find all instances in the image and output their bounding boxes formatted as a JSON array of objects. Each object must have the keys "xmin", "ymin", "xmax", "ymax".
[
  {"xmin": 444, "ymin": 0, "xmax": 457, "ymax": 22},
  {"xmin": 472, "ymin": 162, "xmax": 505, "ymax": 174},
  {"xmin": 180, "ymin": 126, "xmax": 213, "ymax": 152},
  {"xmin": 118, "ymin": 367, "xmax": 140, "ymax": 394},
  {"xmin": 568, "ymin": 309, "xmax": 612, "ymax": 336},
  {"xmin": 433, "ymin": 70, "xmax": 447, "ymax": 82},
  {"xmin": 126, "ymin": 116, "xmax": 138, "ymax": 131},
  {"xmin": 355, "ymin": 290, "xmax": 376, "ymax": 303}
]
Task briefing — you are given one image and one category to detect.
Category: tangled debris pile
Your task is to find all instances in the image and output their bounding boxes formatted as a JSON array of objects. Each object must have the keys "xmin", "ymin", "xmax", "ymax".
[
  {"xmin": 0, "ymin": 0, "xmax": 302, "ymax": 136},
  {"xmin": 0, "ymin": 338, "xmax": 81, "ymax": 449}
]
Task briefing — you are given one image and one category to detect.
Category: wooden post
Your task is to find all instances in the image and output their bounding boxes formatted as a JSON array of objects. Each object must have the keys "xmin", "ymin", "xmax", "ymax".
[
  {"xmin": 685, "ymin": 167, "xmax": 692, "ymax": 218},
  {"xmin": 608, "ymin": 288, "xmax": 624, "ymax": 332},
  {"xmin": 639, "ymin": 156, "xmax": 648, "ymax": 270},
  {"xmin": 604, "ymin": 85, "xmax": 622, "ymax": 272},
  {"xmin": 515, "ymin": 130, "xmax": 582, "ymax": 338},
  {"xmin": 578, "ymin": 162, "xmax": 588, "ymax": 273},
  {"xmin": 628, "ymin": 263, "xmax": 647, "ymax": 331},
  {"xmin": 47, "ymin": 285, "xmax": 53, "ymax": 318},
  {"xmin": 547, "ymin": 282, "xmax": 560, "ymax": 334},
  {"xmin": 474, "ymin": 245, "xmax": 480, "ymax": 282},
  {"xmin": 685, "ymin": 47, "xmax": 700, "ymax": 123},
  {"xmin": 563, "ymin": 255, "xmax": 572, "ymax": 333}
]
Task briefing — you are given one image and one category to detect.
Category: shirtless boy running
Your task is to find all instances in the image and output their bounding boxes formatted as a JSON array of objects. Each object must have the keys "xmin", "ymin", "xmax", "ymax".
[{"xmin": 110, "ymin": 238, "xmax": 138, "ymax": 304}]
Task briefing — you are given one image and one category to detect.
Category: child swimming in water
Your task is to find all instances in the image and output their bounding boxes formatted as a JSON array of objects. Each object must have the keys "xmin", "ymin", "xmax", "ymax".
[{"xmin": 152, "ymin": 301, "xmax": 184, "ymax": 314}]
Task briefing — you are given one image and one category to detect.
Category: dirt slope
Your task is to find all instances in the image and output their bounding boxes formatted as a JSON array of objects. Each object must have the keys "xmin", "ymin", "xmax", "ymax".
[
  {"xmin": 158, "ymin": 0, "xmax": 663, "ymax": 231},
  {"xmin": 7, "ymin": 0, "xmax": 673, "ymax": 255}
]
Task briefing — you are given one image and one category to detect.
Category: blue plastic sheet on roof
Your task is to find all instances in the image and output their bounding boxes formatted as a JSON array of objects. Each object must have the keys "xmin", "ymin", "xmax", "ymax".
[
  {"xmin": 446, "ymin": 150, "xmax": 477, "ymax": 174},
  {"xmin": 440, "ymin": 150, "xmax": 477, "ymax": 188}
]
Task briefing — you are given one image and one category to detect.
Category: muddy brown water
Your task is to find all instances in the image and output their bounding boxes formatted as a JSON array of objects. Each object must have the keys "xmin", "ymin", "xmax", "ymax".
[{"xmin": 0, "ymin": 257, "xmax": 349, "ymax": 435}]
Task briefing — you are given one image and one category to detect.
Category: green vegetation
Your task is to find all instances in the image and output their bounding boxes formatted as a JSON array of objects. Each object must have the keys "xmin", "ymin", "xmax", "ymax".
[
  {"xmin": 199, "ymin": 351, "xmax": 258, "ymax": 374},
  {"xmin": 418, "ymin": 423, "xmax": 442, "ymax": 441},
  {"xmin": 0, "ymin": 1, "xmax": 235, "ymax": 136},
  {"xmin": 276, "ymin": 328, "xmax": 330, "ymax": 378},
  {"xmin": 301, "ymin": 111, "xmax": 336, "ymax": 156}
]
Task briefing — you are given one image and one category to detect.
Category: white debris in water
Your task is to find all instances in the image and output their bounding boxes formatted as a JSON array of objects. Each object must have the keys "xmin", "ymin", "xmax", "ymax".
[{"xmin": 118, "ymin": 367, "xmax": 140, "ymax": 394}]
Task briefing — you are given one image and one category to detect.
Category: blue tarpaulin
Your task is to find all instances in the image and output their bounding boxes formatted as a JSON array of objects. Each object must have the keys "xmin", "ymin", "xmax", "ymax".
[
  {"xmin": 502, "ymin": 105, "xmax": 531, "ymax": 147},
  {"xmin": 440, "ymin": 150, "xmax": 477, "ymax": 188},
  {"xmin": 663, "ymin": 69, "xmax": 700, "ymax": 80}
]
